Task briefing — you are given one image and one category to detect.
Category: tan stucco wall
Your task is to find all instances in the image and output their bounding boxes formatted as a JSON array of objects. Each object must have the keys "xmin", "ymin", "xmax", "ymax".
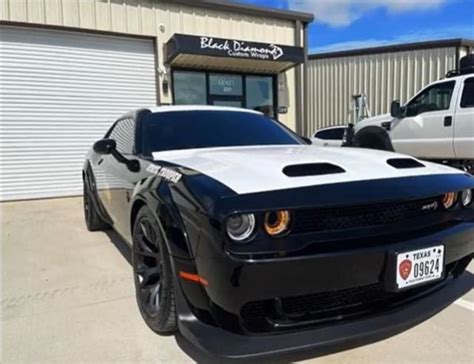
[{"xmin": 1, "ymin": 0, "xmax": 300, "ymax": 129}]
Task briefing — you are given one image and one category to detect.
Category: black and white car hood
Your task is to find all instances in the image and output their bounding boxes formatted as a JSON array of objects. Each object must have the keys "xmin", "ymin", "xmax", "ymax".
[{"xmin": 152, "ymin": 145, "xmax": 463, "ymax": 195}]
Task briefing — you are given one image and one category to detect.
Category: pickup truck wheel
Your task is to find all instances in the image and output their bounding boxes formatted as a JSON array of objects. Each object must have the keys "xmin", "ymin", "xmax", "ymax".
[
  {"xmin": 132, "ymin": 207, "xmax": 177, "ymax": 334},
  {"xmin": 83, "ymin": 180, "xmax": 109, "ymax": 231},
  {"xmin": 353, "ymin": 128, "xmax": 394, "ymax": 151}
]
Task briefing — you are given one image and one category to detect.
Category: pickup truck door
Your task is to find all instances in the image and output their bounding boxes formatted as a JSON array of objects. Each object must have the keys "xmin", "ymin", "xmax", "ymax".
[
  {"xmin": 390, "ymin": 80, "xmax": 457, "ymax": 159},
  {"xmin": 454, "ymin": 76, "xmax": 474, "ymax": 159}
]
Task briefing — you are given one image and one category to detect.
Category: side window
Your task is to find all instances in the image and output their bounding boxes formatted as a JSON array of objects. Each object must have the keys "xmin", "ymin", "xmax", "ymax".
[
  {"xmin": 108, "ymin": 118, "xmax": 135, "ymax": 155},
  {"xmin": 406, "ymin": 81, "xmax": 455, "ymax": 117},
  {"xmin": 460, "ymin": 78, "xmax": 474, "ymax": 108},
  {"xmin": 315, "ymin": 128, "xmax": 345, "ymax": 140}
]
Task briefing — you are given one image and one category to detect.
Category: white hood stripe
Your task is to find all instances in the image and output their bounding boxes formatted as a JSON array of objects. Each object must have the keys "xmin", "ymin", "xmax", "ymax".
[{"xmin": 153, "ymin": 145, "xmax": 462, "ymax": 195}]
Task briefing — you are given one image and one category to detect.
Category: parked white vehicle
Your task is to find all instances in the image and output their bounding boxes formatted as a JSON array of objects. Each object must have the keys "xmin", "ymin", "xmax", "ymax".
[
  {"xmin": 348, "ymin": 55, "xmax": 474, "ymax": 172},
  {"xmin": 311, "ymin": 126, "xmax": 346, "ymax": 147}
]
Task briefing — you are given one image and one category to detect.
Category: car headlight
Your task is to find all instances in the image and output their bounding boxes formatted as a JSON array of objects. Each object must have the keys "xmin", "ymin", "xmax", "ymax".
[
  {"xmin": 264, "ymin": 210, "xmax": 291, "ymax": 237},
  {"xmin": 442, "ymin": 192, "xmax": 457, "ymax": 209},
  {"xmin": 460, "ymin": 189, "xmax": 473, "ymax": 207},
  {"xmin": 226, "ymin": 213, "xmax": 256, "ymax": 242}
]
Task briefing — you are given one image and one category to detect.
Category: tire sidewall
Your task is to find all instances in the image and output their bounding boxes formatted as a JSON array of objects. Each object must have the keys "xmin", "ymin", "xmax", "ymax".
[
  {"xmin": 354, "ymin": 127, "xmax": 394, "ymax": 151},
  {"xmin": 132, "ymin": 206, "xmax": 176, "ymax": 333}
]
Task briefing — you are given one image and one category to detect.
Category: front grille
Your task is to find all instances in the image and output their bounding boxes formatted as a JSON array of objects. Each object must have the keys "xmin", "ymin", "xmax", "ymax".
[
  {"xmin": 292, "ymin": 196, "xmax": 441, "ymax": 234},
  {"xmin": 241, "ymin": 281, "xmax": 441, "ymax": 333}
]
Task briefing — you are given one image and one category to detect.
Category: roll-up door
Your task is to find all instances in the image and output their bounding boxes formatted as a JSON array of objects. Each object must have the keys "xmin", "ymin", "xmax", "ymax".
[{"xmin": 0, "ymin": 26, "xmax": 157, "ymax": 201}]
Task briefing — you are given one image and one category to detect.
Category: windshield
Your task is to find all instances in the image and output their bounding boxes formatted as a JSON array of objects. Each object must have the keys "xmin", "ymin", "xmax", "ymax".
[{"xmin": 140, "ymin": 110, "xmax": 303, "ymax": 155}]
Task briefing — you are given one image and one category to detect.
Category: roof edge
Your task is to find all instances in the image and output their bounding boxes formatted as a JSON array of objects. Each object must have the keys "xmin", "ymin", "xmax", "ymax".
[
  {"xmin": 310, "ymin": 38, "xmax": 474, "ymax": 60},
  {"xmin": 164, "ymin": 0, "xmax": 314, "ymax": 23}
]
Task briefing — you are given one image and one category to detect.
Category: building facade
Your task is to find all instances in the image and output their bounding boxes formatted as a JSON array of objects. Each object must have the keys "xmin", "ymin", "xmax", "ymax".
[
  {"xmin": 304, "ymin": 39, "xmax": 474, "ymax": 136},
  {"xmin": 0, "ymin": 0, "xmax": 313, "ymax": 201}
]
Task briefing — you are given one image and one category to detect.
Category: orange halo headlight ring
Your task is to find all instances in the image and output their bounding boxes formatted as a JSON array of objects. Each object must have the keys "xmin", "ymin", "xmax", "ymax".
[
  {"xmin": 264, "ymin": 210, "xmax": 291, "ymax": 237},
  {"xmin": 442, "ymin": 192, "xmax": 457, "ymax": 209}
]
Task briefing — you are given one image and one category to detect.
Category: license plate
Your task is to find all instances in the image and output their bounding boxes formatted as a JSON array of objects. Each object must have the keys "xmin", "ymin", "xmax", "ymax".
[{"xmin": 396, "ymin": 245, "xmax": 444, "ymax": 290}]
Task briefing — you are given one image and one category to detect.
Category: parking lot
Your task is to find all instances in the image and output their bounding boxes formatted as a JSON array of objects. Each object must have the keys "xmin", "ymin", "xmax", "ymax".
[{"xmin": 2, "ymin": 197, "xmax": 473, "ymax": 363}]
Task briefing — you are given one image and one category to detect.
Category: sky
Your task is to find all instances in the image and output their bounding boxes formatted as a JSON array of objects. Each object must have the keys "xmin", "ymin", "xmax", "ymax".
[{"xmin": 235, "ymin": 0, "xmax": 474, "ymax": 54}]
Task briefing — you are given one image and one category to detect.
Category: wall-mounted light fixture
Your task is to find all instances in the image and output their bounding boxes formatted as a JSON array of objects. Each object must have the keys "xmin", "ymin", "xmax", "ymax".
[{"xmin": 158, "ymin": 66, "xmax": 170, "ymax": 95}]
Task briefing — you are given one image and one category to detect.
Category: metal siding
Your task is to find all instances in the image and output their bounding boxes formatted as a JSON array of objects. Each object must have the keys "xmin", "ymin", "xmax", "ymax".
[
  {"xmin": 306, "ymin": 47, "xmax": 458, "ymax": 135},
  {"xmin": 0, "ymin": 0, "xmax": 298, "ymax": 127},
  {"xmin": 0, "ymin": 26, "xmax": 156, "ymax": 201}
]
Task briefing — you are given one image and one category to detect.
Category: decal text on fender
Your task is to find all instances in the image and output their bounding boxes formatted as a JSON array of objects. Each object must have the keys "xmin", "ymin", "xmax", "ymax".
[{"xmin": 146, "ymin": 164, "xmax": 182, "ymax": 183}]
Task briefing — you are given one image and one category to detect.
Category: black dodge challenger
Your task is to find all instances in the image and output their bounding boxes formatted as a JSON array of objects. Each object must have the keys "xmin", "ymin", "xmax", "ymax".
[{"xmin": 83, "ymin": 106, "xmax": 474, "ymax": 359}]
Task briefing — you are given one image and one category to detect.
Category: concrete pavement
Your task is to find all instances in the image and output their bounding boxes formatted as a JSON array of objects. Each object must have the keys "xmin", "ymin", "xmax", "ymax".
[{"xmin": 1, "ymin": 197, "xmax": 473, "ymax": 363}]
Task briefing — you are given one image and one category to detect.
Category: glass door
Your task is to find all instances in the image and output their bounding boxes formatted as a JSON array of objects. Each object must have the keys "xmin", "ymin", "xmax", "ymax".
[{"xmin": 208, "ymin": 73, "xmax": 244, "ymax": 108}]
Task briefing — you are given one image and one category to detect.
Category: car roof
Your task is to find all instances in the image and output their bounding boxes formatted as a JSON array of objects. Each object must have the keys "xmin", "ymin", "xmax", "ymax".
[
  {"xmin": 146, "ymin": 105, "xmax": 263, "ymax": 115},
  {"xmin": 434, "ymin": 73, "xmax": 473, "ymax": 84},
  {"xmin": 313, "ymin": 125, "xmax": 347, "ymax": 134}
]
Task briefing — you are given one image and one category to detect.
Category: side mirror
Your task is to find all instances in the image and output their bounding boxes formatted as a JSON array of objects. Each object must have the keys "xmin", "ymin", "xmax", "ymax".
[
  {"xmin": 93, "ymin": 139, "xmax": 116, "ymax": 155},
  {"xmin": 390, "ymin": 100, "xmax": 403, "ymax": 118}
]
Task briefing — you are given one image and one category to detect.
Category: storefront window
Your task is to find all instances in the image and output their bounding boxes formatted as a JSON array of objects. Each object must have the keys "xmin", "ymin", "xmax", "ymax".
[
  {"xmin": 209, "ymin": 74, "xmax": 243, "ymax": 96},
  {"xmin": 172, "ymin": 71, "xmax": 276, "ymax": 116},
  {"xmin": 173, "ymin": 71, "xmax": 206, "ymax": 105},
  {"xmin": 246, "ymin": 76, "xmax": 274, "ymax": 117}
]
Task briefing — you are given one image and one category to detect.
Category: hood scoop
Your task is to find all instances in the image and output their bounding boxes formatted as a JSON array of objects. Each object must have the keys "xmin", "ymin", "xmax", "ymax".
[
  {"xmin": 387, "ymin": 158, "xmax": 425, "ymax": 169},
  {"xmin": 283, "ymin": 163, "xmax": 345, "ymax": 177}
]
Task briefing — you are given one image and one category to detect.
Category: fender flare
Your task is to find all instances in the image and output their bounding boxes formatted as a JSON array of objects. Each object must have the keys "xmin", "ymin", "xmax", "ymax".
[
  {"xmin": 130, "ymin": 182, "xmax": 193, "ymax": 261},
  {"xmin": 353, "ymin": 126, "xmax": 394, "ymax": 151}
]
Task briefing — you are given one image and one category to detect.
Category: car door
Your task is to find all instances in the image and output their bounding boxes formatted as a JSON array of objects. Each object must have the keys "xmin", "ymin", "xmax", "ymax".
[
  {"xmin": 390, "ymin": 80, "xmax": 457, "ymax": 159},
  {"xmin": 454, "ymin": 76, "xmax": 474, "ymax": 159},
  {"xmin": 99, "ymin": 117, "xmax": 139, "ymax": 238}
]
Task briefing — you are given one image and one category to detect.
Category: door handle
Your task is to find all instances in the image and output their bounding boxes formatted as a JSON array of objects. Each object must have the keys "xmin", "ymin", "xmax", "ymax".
[{"xmin": 444, "ymin": 116, "xmax": 453, "ymax": 127}]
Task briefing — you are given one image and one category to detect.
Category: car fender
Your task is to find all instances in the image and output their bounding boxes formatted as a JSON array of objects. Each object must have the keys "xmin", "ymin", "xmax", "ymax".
[{"xmin": 130, "ymin": 177, "xmax": 194, "ymax": 261}]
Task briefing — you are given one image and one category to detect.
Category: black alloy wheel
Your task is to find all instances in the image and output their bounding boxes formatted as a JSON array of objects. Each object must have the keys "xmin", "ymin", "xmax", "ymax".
[{"xmin": 132, "ymin": 207, "xmax": 177, "ymax": 334}]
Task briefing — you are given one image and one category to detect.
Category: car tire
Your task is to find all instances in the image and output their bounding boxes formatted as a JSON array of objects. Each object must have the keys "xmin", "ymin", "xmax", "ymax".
[
  {"xmin": 83, "ymin": 179, "xmax": 109, "ymax": 231},
  {"xmin": 132, "ymin": 206, "xmax": 177, "ymax": 334},
  {"xmin": 353, "ymin": 127, "xmax": 394, "ymax": 151}
]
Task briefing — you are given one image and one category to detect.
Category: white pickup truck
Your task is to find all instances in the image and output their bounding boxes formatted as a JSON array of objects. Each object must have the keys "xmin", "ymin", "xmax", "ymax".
[{"xmin": 348, "ymin": 56, "xmax": 474, "ymax": 172}]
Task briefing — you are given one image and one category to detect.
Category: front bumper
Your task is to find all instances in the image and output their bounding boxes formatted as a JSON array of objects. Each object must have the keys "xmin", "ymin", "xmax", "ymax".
[
  {"xmin": 195, "ymin": 222, "xmax": 474, "ymax": 315},
  {"xmin": 176, "ymin": 221, "xmax": 473, "ymax": 359},
  {"xmin": 176, "ymin": 271, "xmax": 472, "ymax": 360}
]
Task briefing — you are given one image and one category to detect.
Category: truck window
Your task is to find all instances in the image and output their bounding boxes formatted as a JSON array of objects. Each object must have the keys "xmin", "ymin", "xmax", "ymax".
[
  {"xmin": 406, "ymin": 81, "xmax": 455, "ymax": 117},
  {"xmin": 460, "ymin": 78, "xmax": 474, "ymax": 108}
]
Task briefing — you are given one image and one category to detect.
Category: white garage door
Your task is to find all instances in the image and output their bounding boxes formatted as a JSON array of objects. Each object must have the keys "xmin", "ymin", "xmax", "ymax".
[{"xmin": 0, "ymin": 26, "xmax": 157, "ymax": 201}]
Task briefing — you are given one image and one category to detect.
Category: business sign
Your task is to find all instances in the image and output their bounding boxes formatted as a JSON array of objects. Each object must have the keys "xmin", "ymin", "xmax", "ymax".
[
  {"xmin": 166, "ymin": 34, "xmax": 304, "ymax": 65},
  {"xmin": 200, "ymin": 37, "xmax": 284, "ymax": 61}
]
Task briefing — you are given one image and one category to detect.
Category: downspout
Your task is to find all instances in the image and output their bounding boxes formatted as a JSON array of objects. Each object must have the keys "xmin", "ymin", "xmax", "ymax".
[
  {"xmin": 295, "ymin": 20, "xmax": 303, "ymax": 135},
  {"xmin": 303, "ymin": 22, "xmax": 309, "ymax": 137},
  {"xmin": 455, "ymin": 45, "xmax": 461, "ymax": 72}
]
